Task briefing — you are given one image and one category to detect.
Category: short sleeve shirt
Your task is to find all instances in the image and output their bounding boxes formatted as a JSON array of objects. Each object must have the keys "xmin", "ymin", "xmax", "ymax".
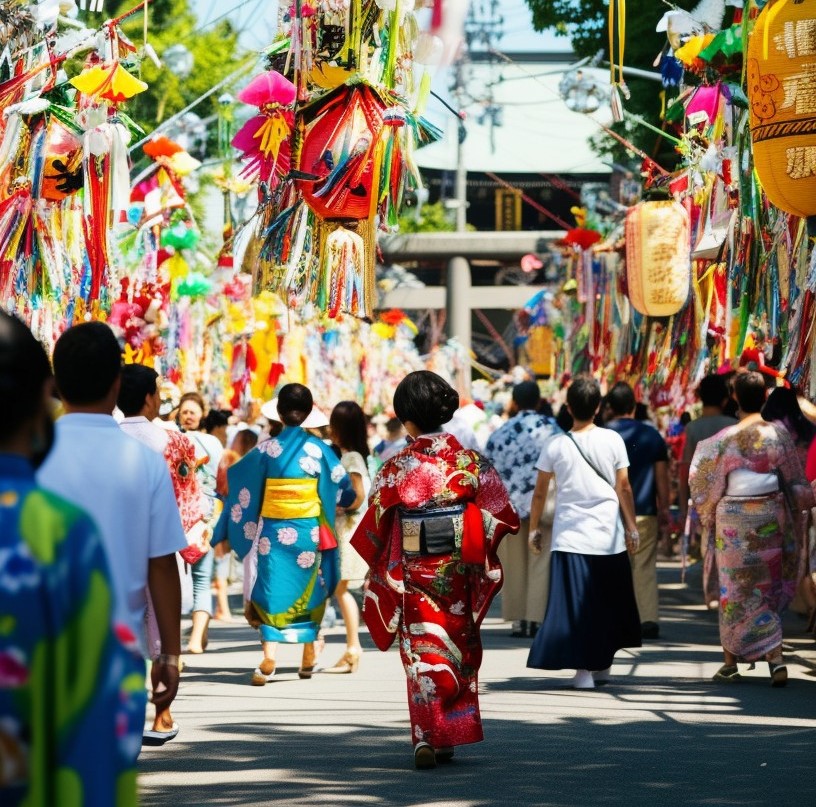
[
  {"xmin": 38, "ymin": 414, "xmax": 187, "ymax": 650},
  {"xmin": 605, "ymin": 418, "xmax": 669, "ymax": 515},
  {"xmin": 536, "ymin": 427, "xmax": 629, "ymax": 555}
]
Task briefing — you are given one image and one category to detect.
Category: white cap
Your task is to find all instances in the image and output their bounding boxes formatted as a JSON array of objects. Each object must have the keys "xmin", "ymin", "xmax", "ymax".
[{"xmin": 260, "ymin": 397, "xmax": 329, "ymax": 429}]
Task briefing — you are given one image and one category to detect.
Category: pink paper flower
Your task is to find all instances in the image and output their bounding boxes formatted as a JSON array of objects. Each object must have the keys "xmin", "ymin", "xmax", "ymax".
[{"xmin": 238, "ymin": 70, "xmax": 296, "ymax": 108}]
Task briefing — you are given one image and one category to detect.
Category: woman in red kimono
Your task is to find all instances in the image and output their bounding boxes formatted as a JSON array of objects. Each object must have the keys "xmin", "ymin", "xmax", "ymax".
[{"xmin": 352, "ymin": 371, "xmax": 518, "ymax": 769}]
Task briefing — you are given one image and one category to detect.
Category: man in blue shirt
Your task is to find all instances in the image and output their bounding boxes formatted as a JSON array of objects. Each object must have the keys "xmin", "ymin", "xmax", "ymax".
[{"xmin": 605, "ymin": 382, "xmax": 669, "ymax": 639}]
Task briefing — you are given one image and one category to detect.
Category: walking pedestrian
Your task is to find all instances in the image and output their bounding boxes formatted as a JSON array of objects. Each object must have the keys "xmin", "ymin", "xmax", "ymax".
[
  {"xmin": 177, "ymin": 391, "xmax": 224, "ymax": 654},
  {"xmin": 214, "ymin": 383, "xmax": 350, "ymax": 683},
  {"xmin": 351, "ymin": 371, "xmax": 519, "ymax": 769},
  {"xmin": 118, "ymin": 364, "xmax": 207, "ymax": 744},
  {"xmin": 678, "ymin": 374, "xmax": 737, "ymax": 578},
  {"xmin": 37, "ymin": 322, "xmax": 187, "ymax": 743},
  {"xmin": 689, "ymin": 372, "xmax": 814, "ymax": 686},
  {"xmin": 323, "ymin": 401, "xmax": 371, "ymax": 674},
  {"xmin": 0, "ymin": 312, "xmax": 142, "ymax": 806},
  {"xmin": 484, "ymin": 380, "xmax": 559, "ymax": 637},
  {"xmin": 605, "ymin": 381, "xmax": 671, "ymax": 639},
  {"xmin": 526, "ymin": 375, "xmax": 642, "ymax": 689}
]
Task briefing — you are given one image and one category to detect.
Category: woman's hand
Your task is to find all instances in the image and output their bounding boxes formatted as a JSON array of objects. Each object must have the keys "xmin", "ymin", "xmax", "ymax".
[
  {"xmin": 529, "ymin": 529, "xmax": 543, "ymax": 555},
  {"xmin": 624, "ymin": 528, "xmax": 640, "ymax": 555}
]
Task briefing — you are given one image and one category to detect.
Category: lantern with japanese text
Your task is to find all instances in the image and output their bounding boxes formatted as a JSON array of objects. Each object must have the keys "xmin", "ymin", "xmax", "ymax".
[
  {"xmin": 625, "ymin": 200, "xmax": 690, "ymax": 317},
  {"xmin": 748, "ymin": 0, "xmax": 816, "ymax": 218}
]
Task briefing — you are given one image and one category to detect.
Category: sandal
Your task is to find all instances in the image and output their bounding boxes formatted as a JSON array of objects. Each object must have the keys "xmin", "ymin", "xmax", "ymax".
[
  {"xmin": 414, "ymin": 742, "xmax": 437, "ymax": 770},
  {"xmin": 322, "ymin": 648, "xmax": 361, "ymax": 674},
  {"xmin": 299, "ymin": 643, "xmax": 317, "ymax": 680},
  {"xmin": 712, "ymin": 664, "xmax": 741, "ymax": 682},
  {"xmin": 142, "ymin": 723, "xmax": 179, "ymax": 746},
  {"xmin": 770, "ymin": 662, "xmax": 788, "ymax": 688},
  {"xmin": 251, "ymin": 659, "xmax": 276, "ymax": 686}
]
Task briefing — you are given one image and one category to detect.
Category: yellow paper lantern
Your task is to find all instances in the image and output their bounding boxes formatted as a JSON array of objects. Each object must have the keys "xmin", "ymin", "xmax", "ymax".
[
  {"xmin": 625, "ymin": 201, "xmax": 690, "ymax": 317},
  {"xmin": 748, "ymin": 0, "xmax": 816, "ymax": 218}
]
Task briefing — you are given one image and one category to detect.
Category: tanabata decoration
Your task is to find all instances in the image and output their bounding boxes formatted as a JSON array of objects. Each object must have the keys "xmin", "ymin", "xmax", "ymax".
[
  {"xmin": 232, "ymin": 70, "xmax": 296, "ymax": 185},
  {"xmin": 748, "ymin": 0, "xmax": 816, "ymax": 218},
  {"xmin": 235, "ymin": 0, "xmax": 441, "ymax": 319}
]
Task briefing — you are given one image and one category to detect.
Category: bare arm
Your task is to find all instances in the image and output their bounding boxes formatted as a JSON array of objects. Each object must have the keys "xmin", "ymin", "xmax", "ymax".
[
  {"xmin": 147, "ymin": 553, "xmax": 181, "ymax": 711},
  {"xmin": 529, "ymin": 470, "xmax": 552, "ymax": 552},
  {"xmin": 343, "ymin": 472, "xmax": 366, "ymax": 512},
  {"xmin": 615, "ymin": 468, "xmax": 639, "ymax": 553}
]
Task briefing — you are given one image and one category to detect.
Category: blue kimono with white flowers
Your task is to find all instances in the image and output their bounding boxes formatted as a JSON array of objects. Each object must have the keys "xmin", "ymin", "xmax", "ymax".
[{"xmin": 216, "ymin": 427, "xmax": 349, "ymax": 643}]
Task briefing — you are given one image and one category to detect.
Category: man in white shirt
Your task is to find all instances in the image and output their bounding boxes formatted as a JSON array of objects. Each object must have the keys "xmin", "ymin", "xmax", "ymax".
[{"xmin": 38, "ymin": 322, "xmax": 187, "ymax": 731}]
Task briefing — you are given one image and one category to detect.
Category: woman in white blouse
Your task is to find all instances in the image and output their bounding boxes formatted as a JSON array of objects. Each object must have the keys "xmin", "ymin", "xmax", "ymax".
[{"xmin": 325, "ymin": 401, "xmax": 372, "ymax": 673}]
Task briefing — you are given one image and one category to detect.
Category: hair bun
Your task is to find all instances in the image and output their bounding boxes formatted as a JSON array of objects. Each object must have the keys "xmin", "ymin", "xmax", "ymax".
[{"xmin": 439, "ymin": 387, "xmax": 460, "ymax": 421}]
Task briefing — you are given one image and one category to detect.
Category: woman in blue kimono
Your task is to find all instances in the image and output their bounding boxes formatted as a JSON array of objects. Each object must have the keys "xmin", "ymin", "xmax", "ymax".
[
  {"xmin": 0, "ymin": 311, "xmax": 143, "ymax": 806},
  {"xmin": 216, "ymin": 384, "xmax": 350, "ymax": 683}
]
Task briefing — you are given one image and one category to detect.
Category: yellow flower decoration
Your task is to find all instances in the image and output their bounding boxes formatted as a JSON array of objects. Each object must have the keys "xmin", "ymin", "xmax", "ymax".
[
  {"xmin": 70, "ymin": 62, "xmax": 148, "ymax": 103},
  {"xmin": 674, "ymin": 34, "xmax": 716, "ymax": 67}
]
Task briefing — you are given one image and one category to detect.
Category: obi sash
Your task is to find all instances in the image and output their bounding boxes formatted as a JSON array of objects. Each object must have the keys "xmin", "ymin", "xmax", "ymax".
[
  {"xmin": 398, "ymin": 502, "xmax": 487, "ymax": 564},
  {"xmin": 261, "ymin": 478, "xmax": 320, "ymax": 520}
]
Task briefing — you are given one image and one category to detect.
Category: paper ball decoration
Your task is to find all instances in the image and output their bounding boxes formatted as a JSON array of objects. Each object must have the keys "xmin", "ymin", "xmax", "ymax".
[
  {"xmin": 748, "ymin": 0, "xmax": 816, "ymax": 218},
  {"xmin": 625, "ymin": 201, "xmax": 690, "ymax": 317}
]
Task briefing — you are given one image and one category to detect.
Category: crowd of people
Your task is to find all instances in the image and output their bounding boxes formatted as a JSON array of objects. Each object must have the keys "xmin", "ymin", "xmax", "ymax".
[{"xmin": 4, "ymin": 309, "xmax": 816, "ymax": 802}]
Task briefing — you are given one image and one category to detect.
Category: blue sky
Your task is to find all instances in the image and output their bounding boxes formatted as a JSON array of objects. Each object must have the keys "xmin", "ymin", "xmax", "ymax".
[{"xmin": 188, "ymin": 0, "xmax": 571, "ymax": 54}]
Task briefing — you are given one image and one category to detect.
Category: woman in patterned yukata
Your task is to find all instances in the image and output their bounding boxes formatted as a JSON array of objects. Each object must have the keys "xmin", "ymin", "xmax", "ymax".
[
  {"xmin": 351, "ymin": 371, "xmax": 519, "ymax": 770},
  {"xmin": 215, "ymin": 383, "xmax": 349, "ymax": 683},
  {"xmin": 0, "ymin": 311, "xmax": 142, "ymax": 806},
  {"xmin": 690, "ymin": 372, "xmax": 814, "ymax": 686}
]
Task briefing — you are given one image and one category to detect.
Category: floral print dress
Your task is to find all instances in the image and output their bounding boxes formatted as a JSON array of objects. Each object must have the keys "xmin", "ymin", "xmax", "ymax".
[
  {"xmin": 352, "ymin": 433, "xmax": 518, "ymax": 749},
  {"xmin": 216, "ymin": 426, "xmax": 350, "ymax": 644},
  {"xmin": 0, "ymin": 454, "xmax": 143, "ymax": 807},
  {"xmin": 689, "ymin": 421, "xmax": 814, "ymax": 660}
]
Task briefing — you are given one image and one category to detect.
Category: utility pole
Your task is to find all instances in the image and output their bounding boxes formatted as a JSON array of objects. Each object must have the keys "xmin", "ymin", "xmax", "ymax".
[{"xmin": 446, "ymin": 1, "xmax": 503, "ymax": 394}]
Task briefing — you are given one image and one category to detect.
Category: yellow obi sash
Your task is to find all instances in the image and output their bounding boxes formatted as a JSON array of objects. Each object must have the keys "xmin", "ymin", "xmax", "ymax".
[{"xmin": 260, "ymin": 478, "xmax": 320, "ymax": 520}]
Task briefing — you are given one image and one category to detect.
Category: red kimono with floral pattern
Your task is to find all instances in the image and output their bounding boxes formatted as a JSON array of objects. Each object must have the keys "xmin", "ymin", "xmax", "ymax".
[{"xmin": 351, "ymin": 433, "xmax": 518, "ymax": 749}]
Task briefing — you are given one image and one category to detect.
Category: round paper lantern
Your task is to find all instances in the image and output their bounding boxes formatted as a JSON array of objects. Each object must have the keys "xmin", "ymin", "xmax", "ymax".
[
  {"xmin": 748, "ymin": 0, "xmax": 816, "ymax": 218},
  {"xmin": 625, "ymin": 201, "xmax": 690, "ymax": 317}
]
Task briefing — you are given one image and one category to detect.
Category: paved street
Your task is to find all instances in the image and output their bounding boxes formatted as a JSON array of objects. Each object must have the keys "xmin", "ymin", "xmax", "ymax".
[{"xmin": 140, "ymin": 562, "xmax": 816, "ymax": 807}]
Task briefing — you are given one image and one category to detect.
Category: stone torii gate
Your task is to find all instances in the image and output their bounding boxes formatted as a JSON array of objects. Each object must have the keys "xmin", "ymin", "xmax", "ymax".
[{"xmin": 378, "ymin": 231, "xmax": 566, "ymax": 383}]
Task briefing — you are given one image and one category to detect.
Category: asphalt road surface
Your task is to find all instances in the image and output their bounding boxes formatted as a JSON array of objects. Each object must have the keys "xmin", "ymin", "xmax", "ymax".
[{"xmin": 139, "ymin": 561, "xmax": 816, "ymax": 807}]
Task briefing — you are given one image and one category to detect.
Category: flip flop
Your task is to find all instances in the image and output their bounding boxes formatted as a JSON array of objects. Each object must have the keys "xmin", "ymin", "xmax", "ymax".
[{"xmin": 142, "ymin": 723, "xmax": 180, "ymax": 746}]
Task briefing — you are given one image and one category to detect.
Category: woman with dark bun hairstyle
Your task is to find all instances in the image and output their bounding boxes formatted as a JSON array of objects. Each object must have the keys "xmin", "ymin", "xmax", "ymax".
[
  {"xmin": 214, "ymin": 383, "xmax": 351, "ymax": 683},
  {"xmin": 351, "ymin": 371, "xmax": 519, "ymax": 769}
]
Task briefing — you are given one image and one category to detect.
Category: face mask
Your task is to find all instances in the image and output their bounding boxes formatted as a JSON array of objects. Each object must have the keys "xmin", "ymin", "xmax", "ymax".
[{"xmin": 30, "ymin": 413, "xmax": 55, "ymax": 469}]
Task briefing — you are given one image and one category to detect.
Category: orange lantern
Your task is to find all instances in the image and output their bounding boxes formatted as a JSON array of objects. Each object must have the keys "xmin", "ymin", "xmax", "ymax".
[
  {"xmin": 625, "ymin": 200, "xmax": 690, "ymax": 317},
  {"xmin": 748, "ymin": 0, "xmax": 816, "ymax": 218}
]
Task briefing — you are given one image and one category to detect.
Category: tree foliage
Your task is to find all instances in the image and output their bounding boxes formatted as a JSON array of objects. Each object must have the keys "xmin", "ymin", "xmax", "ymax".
[
  {"xmin": 102, "ymin": 0, "xmax": 246, "ymax": 150},
  {"xmin": 525, "ymin": 0, "xmax": 699, "ymax": 168}
]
